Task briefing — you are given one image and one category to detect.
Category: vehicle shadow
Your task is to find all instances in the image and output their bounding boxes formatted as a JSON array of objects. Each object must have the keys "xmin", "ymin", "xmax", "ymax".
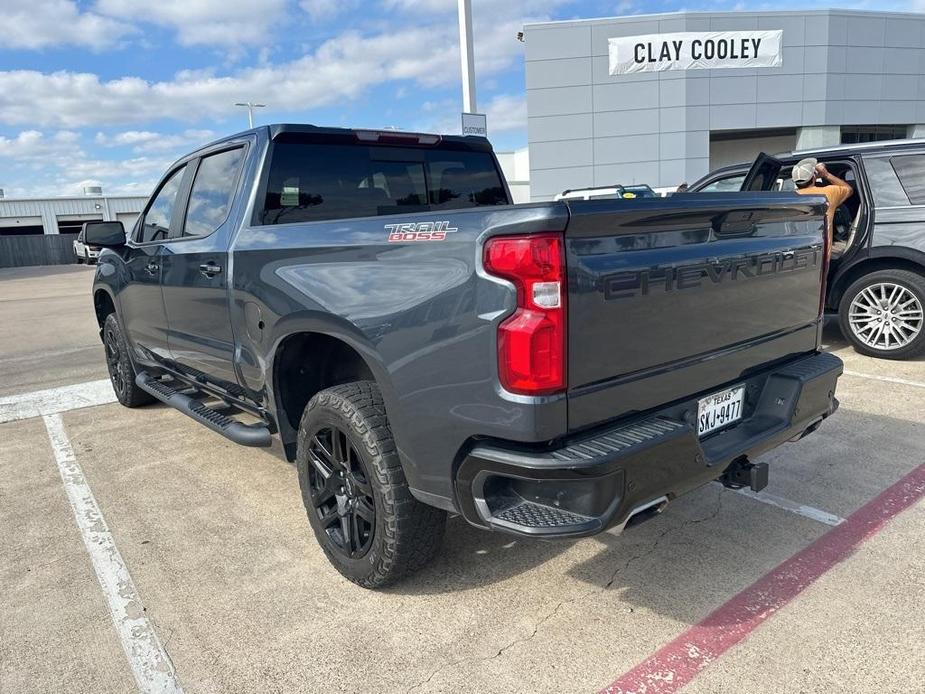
[
  {"xmin": 384, "ymin": 515, "xmax": 578, "ymax": 596},
  {"xmin": 392, "ymin": 407, "xmax": 923, "ymax": 622}
]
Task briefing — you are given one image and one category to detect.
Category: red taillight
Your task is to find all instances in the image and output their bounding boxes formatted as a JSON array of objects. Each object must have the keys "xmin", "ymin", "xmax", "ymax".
[{"xmin": 483, "ymin": 233, "xmax": 566, "ymax": 395}]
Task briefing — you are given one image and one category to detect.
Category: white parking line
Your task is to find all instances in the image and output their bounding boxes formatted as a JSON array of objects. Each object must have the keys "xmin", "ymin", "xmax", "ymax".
[
  {"xmin": 731, "ymin": 487, "xmax": 846, "ymax": 527},
  {"xmin": 0, "ymin": 379, "xmax": 116, "ymax": 424},
  {"xmin": 43, "ymin": 413, "xmax": 183, "ymax": 694},
  {"xmin": 843, "ymin": 370, "xmax": 925, "ymax": 390}
]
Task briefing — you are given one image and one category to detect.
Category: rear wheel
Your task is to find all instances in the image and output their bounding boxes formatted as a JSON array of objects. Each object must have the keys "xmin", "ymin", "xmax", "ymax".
[
  {"xmin": 838, "ymin": 269, "xmax": 925, "ymax": 359},
  {"xmin": 296, "ymin": 381, "xmax": 446, "ymax": 588},
  {"xmin": 103, "ymin": 313, "xmax": 154, "ymax": 407}
]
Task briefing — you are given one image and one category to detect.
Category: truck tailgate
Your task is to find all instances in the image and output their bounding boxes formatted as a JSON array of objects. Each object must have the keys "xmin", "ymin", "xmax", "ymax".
[{"xmin": 565, "ymin": 193, "xmax": 828, "ymax": 431}]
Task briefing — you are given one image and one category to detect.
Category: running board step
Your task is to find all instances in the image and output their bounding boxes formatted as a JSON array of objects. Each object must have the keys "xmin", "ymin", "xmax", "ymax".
[{"xmin": 136, "ymin": 372, "xmax": 272, "ymax": 447}]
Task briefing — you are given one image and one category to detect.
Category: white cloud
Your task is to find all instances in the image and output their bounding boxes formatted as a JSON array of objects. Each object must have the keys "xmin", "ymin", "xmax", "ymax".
[
  {"xmin": 0, "ymin": 0, "xmax": 133, "ymax": 50},
  {"xmin": 484, "ymin": 94, "xmax": 526, "ymax": 133},
  {"xmin": 414, "ymin": 93, "xmax": 526, "ymax": 135},
  {"xmin": 95, "ymin": 0, "xmax": 288, "ymax": 47},
  {"xmin": 300, "ymin": 0, "xmax": 354, "ymax": 20},
  {"xmin": 95, "ymin": 129, "xmax": 217, "ymax": 153},
  {"xmin": 0, "ymin": 14, "xmax": 534, "ymax": 129},
  {"xmin": 383, "ymin": 0, "xmax": 569, "ymax": 14},
  {"xmin": 0, "ymin": 130, "xmax": 80, "ymax": 161},
  {"xmin": 0, "ymin": 129, "xmax": 184, "ymax": 198}
]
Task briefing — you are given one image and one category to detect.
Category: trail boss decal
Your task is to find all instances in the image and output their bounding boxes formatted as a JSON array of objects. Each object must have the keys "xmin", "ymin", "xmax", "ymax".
[
  {"xmin": 609, "ymin": 30, "xmax": 783, "ymax": 75},
  {"xmin": 386, "ymin": 221, "xmax": 458, "ymax": 242}
]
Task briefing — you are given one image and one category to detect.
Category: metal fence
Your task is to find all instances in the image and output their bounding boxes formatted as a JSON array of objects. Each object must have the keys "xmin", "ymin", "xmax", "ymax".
[{"xmin": 0, "ymin": 234, "xmax": 78, "ymax": 268}]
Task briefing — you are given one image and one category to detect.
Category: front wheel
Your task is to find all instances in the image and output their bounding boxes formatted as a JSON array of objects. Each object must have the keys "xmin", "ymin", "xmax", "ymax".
[
  {"xmin": 103, "ymin": 313, "xmax": 154, "ymax": 407},
  {"xmin": 838, "ymin": 269, "xmax": 925, "ymax": 359},
  {"xmin": 296, "ymin": 381, "xmax": 446, "ymax": 588}
]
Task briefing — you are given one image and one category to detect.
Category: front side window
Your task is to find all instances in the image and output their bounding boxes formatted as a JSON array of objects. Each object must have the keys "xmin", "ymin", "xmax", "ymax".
[
  {"xmin": 140, "ymin": 165, "xmax": 186, "ymax": 242},
  {"xmin": 698, "ymin": 174, "xmax": 745, "ymax": 192},
  {"xmin": 259, "ymin": 143, "xmax": 507, "ymax": 225},
  {"xmin": 182, "ymin": 148, "xmax": 245, "ymax": 238},
  {"xmin": 864, "ymin": 157, "xmax": 910, "ymax": 208},
  {"xmin": 889, "ymin": 154, "xmax": 925, "ymax": 205}
]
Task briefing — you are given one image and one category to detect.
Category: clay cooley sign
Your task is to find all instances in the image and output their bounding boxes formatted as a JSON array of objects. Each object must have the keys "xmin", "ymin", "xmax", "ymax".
[{"xmin": 609, "ymin": 30, "xmax": 783, "ymax": 75}]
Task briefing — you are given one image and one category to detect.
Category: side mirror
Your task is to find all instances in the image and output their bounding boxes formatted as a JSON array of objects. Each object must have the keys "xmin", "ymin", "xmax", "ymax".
[{"xmin": 82, "ymin": 220, "xmax": 126, "ymax": 248}]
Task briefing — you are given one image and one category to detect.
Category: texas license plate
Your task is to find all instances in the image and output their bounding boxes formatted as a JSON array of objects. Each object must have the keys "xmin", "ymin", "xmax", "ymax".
[{"xmin": 697, "ymin": 385, "xmax": 745, "ymax": 437}]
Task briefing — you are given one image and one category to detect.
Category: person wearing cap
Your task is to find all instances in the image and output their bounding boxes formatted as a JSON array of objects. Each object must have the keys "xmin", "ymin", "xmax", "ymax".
[{"xmin": 792, "ymin": 157, "xmax": 853, "ymax": 242}]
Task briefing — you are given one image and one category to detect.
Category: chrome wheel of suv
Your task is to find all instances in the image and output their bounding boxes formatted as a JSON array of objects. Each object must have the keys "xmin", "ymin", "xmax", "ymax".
[
  {"xmin": 848, "ymin": 282, "xmax": 923, "ymax": 351},
  {"xmin": 839, "ymin": 269, "xmax": 925, "ymax": 360}
]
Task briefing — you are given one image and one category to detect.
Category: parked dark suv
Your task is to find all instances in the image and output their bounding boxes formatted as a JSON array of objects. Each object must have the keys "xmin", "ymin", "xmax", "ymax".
[{"xmin": 690, "ymin": 139, "xmax": 925, "ymax": 360}]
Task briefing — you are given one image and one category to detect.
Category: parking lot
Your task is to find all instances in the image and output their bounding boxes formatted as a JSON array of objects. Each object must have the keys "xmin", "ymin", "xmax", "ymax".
[{"xmin": 1, "ymin": 264, "xmax": 923, "ymax": 693}]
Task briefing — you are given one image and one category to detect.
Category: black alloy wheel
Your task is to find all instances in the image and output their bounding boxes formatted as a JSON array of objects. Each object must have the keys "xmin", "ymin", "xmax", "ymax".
[
  {"xmin": 104, "ymin": 325, "xmax": 126, "ymax": 395},
  {"xmin": 296, "ymin": 381, "xmax": 446, "ymax": 588},
  {"xmin": 306, "ymin": 425, "xmax": 376, "ymax": 558},
  {"xmin": 102, "ymin": 313, "xmax": 153, "ymax": 407}
]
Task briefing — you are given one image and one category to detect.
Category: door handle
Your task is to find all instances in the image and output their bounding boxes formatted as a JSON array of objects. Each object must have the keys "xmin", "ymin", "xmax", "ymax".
[
  {"xmin": 145, "ymin": 261, "xmax": 159, "ymax": 275},
  {"xmin": 199, "ymin": 262, "xmax": 223, "ymax": 278}
]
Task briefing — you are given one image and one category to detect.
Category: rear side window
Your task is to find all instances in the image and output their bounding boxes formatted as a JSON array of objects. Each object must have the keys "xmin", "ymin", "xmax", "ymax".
[
  {"xmin": 258, "ymin": 143, "xmax": 508, "ymax": 225},
  {"xmin": 864, "ymin": 157, "xmax": 910, "ymax": 207},
  {"xmin": 182, "ymin": 148, "xmax": 245, "ymax": 238},
  {"xmin": 140, "ymin": 165, "xmax": 186, "ymax": 242},
  {"xmin": 889, "ymin": 154, "xmax": 925, "ymax": 205}
]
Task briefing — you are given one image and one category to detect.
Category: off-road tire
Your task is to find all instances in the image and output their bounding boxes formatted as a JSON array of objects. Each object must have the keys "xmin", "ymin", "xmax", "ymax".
[
  {"xmin": 103, "ymin": 313, "xmax": 154, "ymax": 407},
  {"xmin": 838, "ymin": 269, "xmax": 925, "ymax": 360},
  {"xmin": 296, "ymin": 381, "xmax": 446, "ymax": 588}
]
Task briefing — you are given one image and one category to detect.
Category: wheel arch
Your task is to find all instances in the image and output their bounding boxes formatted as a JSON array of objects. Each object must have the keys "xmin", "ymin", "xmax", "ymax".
[
  {"xmin": 93, "ymin": 287, "xmax": 117, "ymax": 332},
  {"xmin": 270, "ymin": 327, "xmax": 394, "ymax": 461},
  {"xmin": 828, "ymin": 249, "xmax": 925, "ymax": 310}
]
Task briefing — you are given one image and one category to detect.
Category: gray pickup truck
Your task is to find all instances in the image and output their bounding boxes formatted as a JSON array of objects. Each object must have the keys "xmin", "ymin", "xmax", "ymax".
[{"xmin": 86, "ymin": 124, "xmax": 843, "ymax": 587}]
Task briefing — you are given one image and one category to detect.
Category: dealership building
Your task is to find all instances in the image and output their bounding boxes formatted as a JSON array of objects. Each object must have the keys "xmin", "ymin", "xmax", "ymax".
[
  {"xmin": 523, "ymin": 8, "xmax": 925, "ymax": 200},
  {"xmin": 0, "ymin": 189, "xmax": 144, "ymax": 268}
]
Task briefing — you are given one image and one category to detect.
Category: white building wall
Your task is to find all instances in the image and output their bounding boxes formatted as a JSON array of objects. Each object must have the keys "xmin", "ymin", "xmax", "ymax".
[
  {"xmin": 496, "ymin": 147, "xmax": 531, "ymax": 203},
  {"xmin": 525, "ymin": 8, "xmax": 925, "ymax": 200},
  {"xmin": 0, "ymin": 196, "xmax": 147, "ymax": 234}
]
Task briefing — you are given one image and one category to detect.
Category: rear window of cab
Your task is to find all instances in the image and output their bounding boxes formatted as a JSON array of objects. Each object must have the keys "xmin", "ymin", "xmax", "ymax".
[{"xmin": 258, "ymin": 142, "xmax": 508, "ymax": 225}]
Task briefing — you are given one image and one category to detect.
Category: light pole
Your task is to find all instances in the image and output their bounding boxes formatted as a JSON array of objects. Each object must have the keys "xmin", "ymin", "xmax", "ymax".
[
  {"xmin": 457, "ymin": 0, "xmax": 476, "ymax": 113},
  {"xmin": 234, "ymin": 102, "xmax": 266, "ymax": 128}
]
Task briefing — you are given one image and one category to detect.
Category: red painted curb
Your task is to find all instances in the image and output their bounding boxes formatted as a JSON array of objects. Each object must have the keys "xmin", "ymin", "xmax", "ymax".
[{"xmin": 600, "ymin": 463, "xmax": 925, "ymax": 694}]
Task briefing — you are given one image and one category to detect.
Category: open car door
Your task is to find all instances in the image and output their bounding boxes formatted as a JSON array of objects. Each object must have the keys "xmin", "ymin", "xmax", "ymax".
[{"xmin": 740, "ymin": 152, "xmax": 784, "ymax": 191}]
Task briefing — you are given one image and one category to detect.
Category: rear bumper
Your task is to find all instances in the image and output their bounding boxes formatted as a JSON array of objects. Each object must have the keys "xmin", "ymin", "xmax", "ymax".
[{"xmin": 454, "ymin": 351, "xmax": 842, "ymax": 538}]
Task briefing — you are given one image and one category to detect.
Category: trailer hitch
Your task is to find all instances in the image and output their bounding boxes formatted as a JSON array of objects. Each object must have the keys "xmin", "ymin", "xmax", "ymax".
[{"xmin": 719, "ymin": 456, "xmax": 769, "ymax": 493}]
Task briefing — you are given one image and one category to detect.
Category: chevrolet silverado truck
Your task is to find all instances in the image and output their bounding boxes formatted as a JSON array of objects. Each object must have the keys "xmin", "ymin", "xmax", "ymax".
[{"xmin": 86, "ymin": 124, "xmax": 843, "ymax": 588}]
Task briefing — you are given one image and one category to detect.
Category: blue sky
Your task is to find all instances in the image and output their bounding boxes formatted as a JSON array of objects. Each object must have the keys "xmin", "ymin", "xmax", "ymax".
[{"xmin": 0, "ymin": 0, "xmax": 919, "ymax": 197}]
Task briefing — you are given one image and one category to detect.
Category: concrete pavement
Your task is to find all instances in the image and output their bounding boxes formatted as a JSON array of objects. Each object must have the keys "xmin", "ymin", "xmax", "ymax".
[{"xmin": 1, "ymin": 265, "xmax": 922, "ymax": 693}]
